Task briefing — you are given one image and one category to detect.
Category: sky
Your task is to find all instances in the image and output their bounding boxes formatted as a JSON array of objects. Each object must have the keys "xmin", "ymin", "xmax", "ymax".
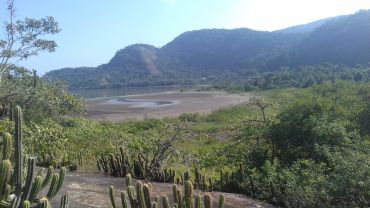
[{"xmin": 2, "ymin": 0, "xmax": 370, "ymax": 74}]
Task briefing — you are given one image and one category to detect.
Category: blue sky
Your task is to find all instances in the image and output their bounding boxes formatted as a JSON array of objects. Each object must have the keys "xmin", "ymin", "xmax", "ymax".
[{"xmin": 2, "ymin": 0, "xmax": 370, "ymax": 74}]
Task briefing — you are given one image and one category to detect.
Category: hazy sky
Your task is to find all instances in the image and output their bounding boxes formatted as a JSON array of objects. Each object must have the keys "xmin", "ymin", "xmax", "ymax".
[{"xmin": 2, "ymin": 0, "xmax": 370, "ymax": 74}]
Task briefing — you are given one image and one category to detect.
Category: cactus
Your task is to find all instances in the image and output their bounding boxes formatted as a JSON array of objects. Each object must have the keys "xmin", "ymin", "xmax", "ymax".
[
  {"xmin": 121, "ymin": 192, "xmax": 128, "ymax": 208},
  {"xmin": 218, "ymin": 194, "xmax": 224, "ymax": 208},
  {"xmin": 126, "ymin": 174, "xmax": 132, "ymax": 186},
  {"xmin": 127, "ymin": 186, "xmax": 138, "ymax": 208},
  {"xmin": 204, "ymin": 194, "xmax": 212, "ymax": 208},
  {"xmin": 136, "ymin": 181, "xmax": 146, "ymax": 208},
  {"xmin": 0, "ymin": 160, "xmax": 11, "ymax": 201},
  {"xmin": 194, "ymin": 195, "xmax": 201, "ymax": 208},
  {"xmin": 109, "ymin": 180, "xmax": 225, "ymax": 208},
  {"xmin": 37, "ymin": 198, "xmax": 49, "ymax": 208},
  {"xmin": 14, "ymin": 106, "xmax": 23, "ymax": 197},
  {"xmin": 23, "ymin": 201, "xmax": 31, "ymax": 208},
  {"xmin": 184, "ymin": 181, "xmax": 194, "ymax": 208},
  {"xmin": 22, "ymin": 157, "xmax": 35, "ymax": 202},
  {"xmin": 176, "ymin": 189, "xmax": 183, "ymax": 208},
  {"xmin": 172, "ymin": 184, "xmax": 178, "ymax": 204},
  {"xmin": 143, "ymin": 184, "xmax": 151, "ymax": 208},
  {"xmin": 2, "ymin": 133, "xmax": 12, "ymax": 160},
  {"xmin": 162, "ymin": 196, "xmax": 169, "ymax": 208},
  {"xmin": 109, "ymin": 186, "xmax": 118, "ymax": 208},
  {"xmin": 60, "ymin": 194, "xmax": 69, "ymax": 208},
  {"xmin": 0, "ymin": 106, "xmax": 68, "ymax": 208}
]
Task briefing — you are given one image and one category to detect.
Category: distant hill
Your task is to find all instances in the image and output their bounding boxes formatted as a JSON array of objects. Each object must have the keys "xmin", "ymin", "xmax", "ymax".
[
  {"xmin": 276, "ymin": 17, "xmax": 336, "ymax": 34},
  {"xmin": 45, "ymin": 10, "xmax": 370, "ymax": 89}
]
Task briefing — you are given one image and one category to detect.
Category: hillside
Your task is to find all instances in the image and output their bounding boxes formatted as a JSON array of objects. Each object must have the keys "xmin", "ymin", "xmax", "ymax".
[{"xmin": 45, "ymin": 10, "xmax": 370, "ymax": 89}]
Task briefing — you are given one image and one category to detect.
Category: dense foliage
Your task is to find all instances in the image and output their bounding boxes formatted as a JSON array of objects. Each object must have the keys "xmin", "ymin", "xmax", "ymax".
[
  {"xmin": 214, "ymin": 64, "xmax": 370, "ymax": 91},
  {"xmin": 201, "ymin": 82, "xmax": 370, "ymax": 207},
  {"xmin": 1, "ymin": 80, "xmax": 367, "ymax": 207},
  {"xmin": 0, "ymin": 67, "xmax": 84, "ymax": 122}
]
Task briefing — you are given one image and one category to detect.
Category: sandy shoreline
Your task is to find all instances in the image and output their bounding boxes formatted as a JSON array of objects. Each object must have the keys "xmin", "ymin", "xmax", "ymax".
[{"xmin": 84, "ymin": 91, "xmax": 251, "ymax": 121}]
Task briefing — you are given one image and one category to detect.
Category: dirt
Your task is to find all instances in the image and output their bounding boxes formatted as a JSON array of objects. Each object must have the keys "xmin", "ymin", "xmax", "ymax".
[
  {"xmin": 84, "ymin": 91, "xmax": 251, "ymax": 121},
  {"xmin": 50, "ymin": 171, "xmax": 274, "ymax": 208}
]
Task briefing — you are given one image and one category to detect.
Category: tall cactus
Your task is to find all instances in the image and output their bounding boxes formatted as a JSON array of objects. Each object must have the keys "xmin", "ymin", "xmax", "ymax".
[
  {"xmin": 0, "ymin": 106, "xmax": 68, "ymax": 208},
  {"xmin": 14, "ymin": 106, "xmax": 23, "ymax": 197}
]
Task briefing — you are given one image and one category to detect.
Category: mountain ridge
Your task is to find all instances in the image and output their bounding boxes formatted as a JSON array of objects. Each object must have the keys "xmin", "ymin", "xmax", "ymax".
[{"xmin": 45, "ymin": 10, "xmax": 370, "ymax": 89}]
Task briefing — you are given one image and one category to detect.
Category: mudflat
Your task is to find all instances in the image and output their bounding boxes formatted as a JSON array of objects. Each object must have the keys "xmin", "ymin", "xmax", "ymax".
[{"xmin": 84, "ymin": 91, "xmax": 251, "ymax": 121}]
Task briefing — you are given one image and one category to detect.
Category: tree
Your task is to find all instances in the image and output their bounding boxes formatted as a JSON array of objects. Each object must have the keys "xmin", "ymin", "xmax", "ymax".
[
  {"xmin": 0, "ymin": 0, "xmax": 83, "ymax": 122},
  {"xmin": 0, "ymin": 0, "xmax": 60, "ymax": 84}
]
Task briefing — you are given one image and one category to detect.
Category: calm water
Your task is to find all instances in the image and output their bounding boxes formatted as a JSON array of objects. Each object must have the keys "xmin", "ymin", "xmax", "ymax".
[{"xmin": 70, "ymin": 85, "xmax": 204, "ymax": 98}]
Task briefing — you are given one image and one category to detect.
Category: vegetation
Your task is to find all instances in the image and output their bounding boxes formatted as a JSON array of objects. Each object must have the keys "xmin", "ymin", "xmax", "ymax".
[
  {"xmin": 0, "ymin": 0, "xmax": 60, "ymax": 84},
  {"xmin": 0, "ymin": 106, "xmax": 68, "ymax": 207},
  {"xmin": 45, "ymin": 10, "xmax": 370, "ymax": 89},
  {"xmin": 109, "ymin": 179, "xmax": 225, "ymax": 208},
  {"xmin": 1, "ymin": 66, "xmax": 369, "ymax": 208},
  {"xmin": 61, "ymin": 81, "xmax": 367, "ymax": 207},
  {"xmin": 1, "ymin": 1, "xmax": 369, "ymax": 207},
  {"xmin": 201, "ymin": 82, "xmax": 370, "ymax": 207}
]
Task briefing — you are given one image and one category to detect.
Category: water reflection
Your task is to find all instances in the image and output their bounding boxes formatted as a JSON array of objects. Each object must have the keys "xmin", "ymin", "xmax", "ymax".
[{"xmin": 70, "ymin": 85, "xmax": 203, "ymax": 98}]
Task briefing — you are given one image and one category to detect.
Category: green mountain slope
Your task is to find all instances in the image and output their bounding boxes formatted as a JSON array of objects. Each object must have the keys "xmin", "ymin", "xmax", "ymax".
[{"xmin": 45, "ymin": 10, "xmax": 370, "ymax": 89}]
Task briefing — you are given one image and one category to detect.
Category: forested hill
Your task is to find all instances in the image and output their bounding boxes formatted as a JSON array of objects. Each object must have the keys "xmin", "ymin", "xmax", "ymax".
[{"xmin": 45, "ymin": 10, "xmax": 370, "ymax": 89}]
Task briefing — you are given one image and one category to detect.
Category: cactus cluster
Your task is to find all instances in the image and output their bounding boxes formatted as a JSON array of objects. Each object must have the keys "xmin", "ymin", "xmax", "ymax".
[
  {"xmin": 97, "ymin": 146, "xmax": 176, "ymax": 183},
  {"xmin": 109, "ymin": 178, "xmax": 224, "ymax": 208},
  {"xmin": 97, "ymin": 147, "xmax": 220, "ymax": 195},
  {"xmin": 194, "ymin": 168, "xmax": 213, "ymax": 192},
  {"xmin": 218, "ymin": 164, "xmax": 245, "ymax": 193},
  {"xmin": 0, "ymin": 106, "xmax": 68, "ymax": 207},
  {"xmin": 36, "ymin": 152, "xmax": 82, "ymax": 172}
]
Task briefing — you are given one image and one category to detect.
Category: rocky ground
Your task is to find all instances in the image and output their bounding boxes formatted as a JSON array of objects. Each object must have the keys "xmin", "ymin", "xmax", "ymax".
[{"xmin": 50, "ymin": 171, "xmax": 274, "ymax": 208}]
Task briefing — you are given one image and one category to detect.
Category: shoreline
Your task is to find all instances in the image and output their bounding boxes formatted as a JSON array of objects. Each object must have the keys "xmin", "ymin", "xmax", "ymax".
[{"xmin": 84, "ymin": 91, "xmax": 251, "ymax": 121}]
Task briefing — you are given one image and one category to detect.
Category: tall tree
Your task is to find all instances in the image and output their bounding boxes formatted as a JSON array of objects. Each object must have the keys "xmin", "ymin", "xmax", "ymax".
[{"xmin": 0, "ymin": 0, "xmax": 60, "ymax": 83}]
